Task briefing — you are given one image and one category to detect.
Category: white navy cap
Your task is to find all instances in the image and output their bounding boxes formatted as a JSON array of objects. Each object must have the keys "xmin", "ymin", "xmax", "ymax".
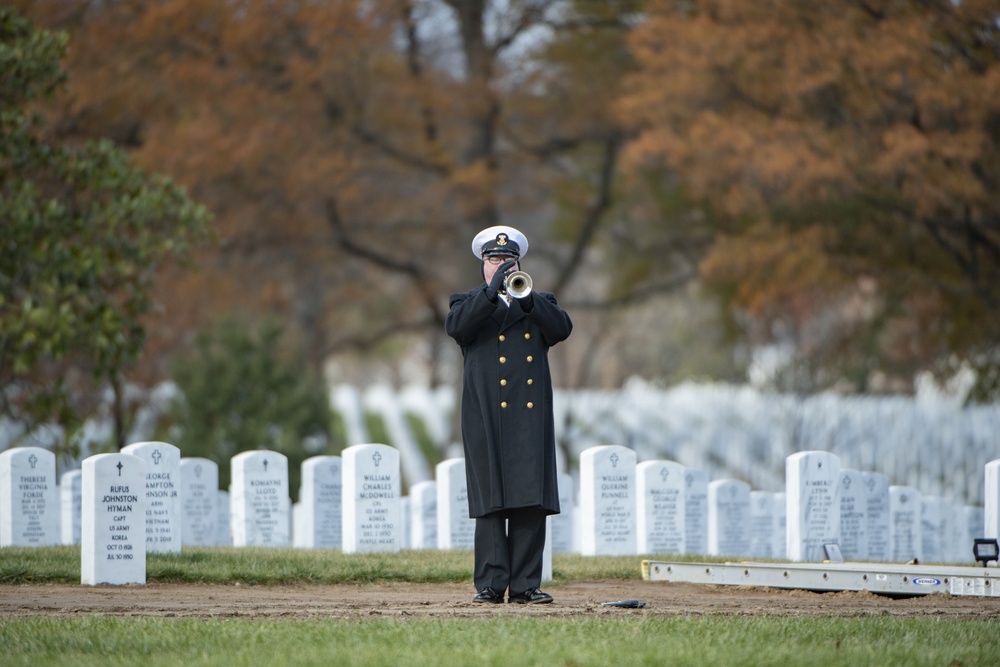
[{"xmin": 471, "ymin": 225, "xmax": 529, "ymax": 259}]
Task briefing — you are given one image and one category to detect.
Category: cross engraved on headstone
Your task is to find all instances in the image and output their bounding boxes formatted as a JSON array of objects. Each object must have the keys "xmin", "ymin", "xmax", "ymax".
[
  {"xmin": 866, "ymin": 477, "xmax": 875, "ymax": 492},
  {"xmin": 194, "ymin": 464, "xmax": 202, "ymax": 478},
  {"xmin": 28, "ymin": 454, "xmax": 38, "ymax": 468},
  {"xmin": 117, "ymin": 461, "xmax": 123, "ymax": 476},
  {"xmin": 843, "ymin": 475, "xmax": 852, "ymax": 489},
  {"xmin": 373, "ymin": 452, "xmax": 382, "ymax": 467},
  {"xmin": 660, "ymin": 468, "xmax": 670, "ymax": 482},
  {"xmin": 152, "ymin": 449, "xmax": 162, "ymax": 465},
  {"xmin": 263, "ymin": 459, "xmax": 269, "ymax": 472},
  {"xmin": 610, "ymin": 453, "xmax": 619, "ymax": 468}
]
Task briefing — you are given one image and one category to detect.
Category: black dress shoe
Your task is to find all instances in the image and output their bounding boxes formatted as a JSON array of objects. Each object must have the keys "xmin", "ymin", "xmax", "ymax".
[
  {"xmin": 472, "ymin": 587, "xmax": 505, "ymax": 603},
  {"xmin": 508, "ymin": 587, "xmax": 553, "ymax": 604}
]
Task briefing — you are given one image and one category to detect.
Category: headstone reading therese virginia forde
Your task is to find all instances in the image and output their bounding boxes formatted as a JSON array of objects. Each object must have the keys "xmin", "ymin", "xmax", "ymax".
[
  {"xmin": 231, "ymin": 450, "xmax": 290, "ymax": 547},
  {"xmin": 81, "ymin": 452, "xmax": 146, "ymax": 585},
  {"xmin": 579, "ymin": 445, "xmax": 637, "ymax": 556},
  {"xmin": 121, "ymin": 441, "xmax": 182, "ymax": 553},
  {"xmin": 0, "ymin": 446, "xmax": 59, "ymax": 548},
  {"xmin": 342, "ymin": 444, "xmax": 401, "ymax": 554}
]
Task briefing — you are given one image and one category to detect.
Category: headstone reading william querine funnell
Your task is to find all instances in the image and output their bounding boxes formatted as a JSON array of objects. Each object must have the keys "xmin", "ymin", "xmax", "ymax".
[
  {"xmin": 579, "ymin": 445, "xmax": 637, "ymax": 556},
  {"xmin": 0, "ymin": 446, "xmax": 59, "ymax": 547},
  {"xmin": 81, "ymin": 453, "xmax": 146, "ymax": 585},
  {"xmin": 342, "ymin": 444, "xmax": 401, "ymax": 554},
  {"xmin": 231, "ymin": 450, "xmax": 290, "ymax": 547},
  {"xmin": 786, "ymin": 451, "xmax": 841, "ymax": 562},
  {"xmin": 121, "ymin": 441, "xmax": 182, "ymax": 554}
]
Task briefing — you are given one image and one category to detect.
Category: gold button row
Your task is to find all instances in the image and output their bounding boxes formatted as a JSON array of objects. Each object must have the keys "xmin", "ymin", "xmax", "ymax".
[
  {"xmin": 500, "ymin": 378, "xmax": 534, "ymax": 386},
  {"xmin": 499, "ymin": 333, "xmax": 532, "ymax": 341},
  {"xmin": 501, "ymin": 402, "xmax": 534, "ymax": 409}
]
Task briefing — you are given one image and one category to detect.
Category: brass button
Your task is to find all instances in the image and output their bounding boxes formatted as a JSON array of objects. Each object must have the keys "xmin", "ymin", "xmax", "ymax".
[
  {"xmin": 499, "ymin": 335, "xmax": 506, "ymax": 341},
  {"xmin": 526, "ymin": 355, "xmax": 533, "ymax": 362},
  {"xmin": 527, "ymin": 379, "xmax": 533, "ymax": 385},
  {"xmin": 501, "ymin": 401, "xmax": 508, "ymax": 408},
  {"xmin": 527, "ymin": 402, "xmax": 534, "ymax": 409},
  {"xmin": 524, "ymin": 333, "xmax": 531, "ymax": 340},
  {"xmin": 499, "ymin": 356, "xmax": 507, "ymax": 363},
  {"xmin": 500, "ymin": 379, "xmax": 507, "ymax": 386}
]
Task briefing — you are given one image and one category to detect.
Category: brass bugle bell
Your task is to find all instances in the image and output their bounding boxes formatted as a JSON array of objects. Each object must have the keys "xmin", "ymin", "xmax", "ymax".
[{"xmin": 504, "ymin": 270, "xmax": 532, "ymax": 298}]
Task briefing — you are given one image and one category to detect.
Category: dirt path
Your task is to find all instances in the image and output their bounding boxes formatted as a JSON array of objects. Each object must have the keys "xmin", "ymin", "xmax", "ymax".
[{"xmin": 3, "ymin": 580, "xmax": 999, "ymax": 620}]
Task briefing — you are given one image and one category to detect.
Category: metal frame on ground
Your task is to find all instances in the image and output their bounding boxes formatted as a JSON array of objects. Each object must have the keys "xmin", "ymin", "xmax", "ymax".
[{"xmin": 642, "ymin": 560, "xmax": 1000, "ymax": 597}]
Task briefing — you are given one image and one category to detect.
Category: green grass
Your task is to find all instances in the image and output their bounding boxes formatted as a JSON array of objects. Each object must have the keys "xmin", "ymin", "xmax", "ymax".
[
  {"xmin": 0, "ymin": 547, "xmax": 709, "ymax": 585},
  {"xmin": 1, "ymin": 615, "xmax": 997, "ymax": 667},
  {"xmin": 2, "ymin": 548, "xmax": 998, "ymax": 666}
]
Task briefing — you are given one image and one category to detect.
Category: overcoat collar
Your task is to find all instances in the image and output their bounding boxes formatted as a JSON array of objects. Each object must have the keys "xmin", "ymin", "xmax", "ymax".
[{"xmin": 492, "ymin": 297, "xmax": 527, "ymax": 332}]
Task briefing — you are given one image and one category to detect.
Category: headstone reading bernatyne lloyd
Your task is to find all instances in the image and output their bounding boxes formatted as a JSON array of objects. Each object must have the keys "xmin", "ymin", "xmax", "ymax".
[
  {"xmin": 81, "ymin": 453, "xmax": 146, "ymax": 585},
  {"xmin": 231, "ymin": 450, "xmax": 290, "ymax": 547}
]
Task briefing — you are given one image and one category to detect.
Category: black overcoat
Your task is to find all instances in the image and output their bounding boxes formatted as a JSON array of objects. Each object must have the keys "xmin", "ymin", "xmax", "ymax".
[{"xmin": 445, "ymin": 284, "xmax": 572, "ymax": 518}]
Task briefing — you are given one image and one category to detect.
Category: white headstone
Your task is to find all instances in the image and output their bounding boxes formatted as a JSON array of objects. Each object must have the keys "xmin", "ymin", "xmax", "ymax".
[
  {"xmin": 297, "ymin": 455, "xmax": 342, "ymax": 549},
  {"xmin": 683, "ymin": 468, "xmax": 708, "ymax": 555},
  {"xmin": 773, "ymin": 492, "xmax": 787, "ymax": 559},
  {"xmin": 889, "ymin": 485, "xmax": 922, "ymax": 562},
  {"xmin": 60, "ymin": 469, "xmax": 82, "ymax": 545},
  {"xmin": 707, "ymin": 479, "xmax": 751, "ymax": 557},
  {"xmin": 121, "ymin": 441, "xmax": 182, "ymax": 553},
  {"xmin": 216, "ymin": 490, "xmax": 232, "ymax": 546},
  {"xmin": 550, "ymin": 472, "xmax": 574, "ymax": 553},
  {"xmin": 579, "ymin": 445, "xmax": 637, "ymax": 556},
  {"xmin": 436, "ymin": 458, "xmax": 475, "ymax": 550},
  {"xmin": 231, "ymin": 450, "xmax": 290, "ymax": 547},
  {"xmin": 400, "ymin": 496, "xmax": 411, "ymax": 550},
  {"xmin": 0, "ymin": 447, "xmax": 59, "ymax": 547},
  {"xmin": 748, "ymin": 491, "xmax": 779, "ymax": 559},
  {"xmin": 81, "ymin": 452, "xmax": 146, "ymax": 585},
  {"xmin": 542, "ymin": 515, "xmax": 553, "ymax": 582},
  {"xmin": 839, "ymin": 468, "xmax": 868, "ymax": 561},
  {"xmin": 920, "ymin": 496, "xmax": 946, "ymax": 563},
  {"xmin": 636, "ymin": 460, "xmax": 685, "ymax": 555},
  {"xmin": 179, "ymin": 457, "xmax": 219, "ymax": 547},
  {"xmin": 342, "ymin": 444, "xmax": 401, "ymax": 553},
  {"xmin": 409, "ymin": 480, "xmax": 437, "ymax": 549},
  {"xmin": 786, "ymin": 451, "xmax": 841, "ymax": 562},
  {"xmin": 862, "ymin": 471, "xmax": 891, "ymax": 561},
  {"xmin": 986, "ymin": 459, "xmax": 1000, "ymax": 539}
]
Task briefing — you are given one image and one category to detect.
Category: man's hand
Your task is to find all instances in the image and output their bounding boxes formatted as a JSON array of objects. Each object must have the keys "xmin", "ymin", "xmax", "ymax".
[{"xmin": 486, "ymin": 260, "xmax": 516, "ymax": 301}]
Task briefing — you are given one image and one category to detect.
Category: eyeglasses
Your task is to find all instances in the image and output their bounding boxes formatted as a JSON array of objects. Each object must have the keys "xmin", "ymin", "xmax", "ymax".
[{"xmin": 484, "ymin": 255, "xmax": 517, "ymax": 265}]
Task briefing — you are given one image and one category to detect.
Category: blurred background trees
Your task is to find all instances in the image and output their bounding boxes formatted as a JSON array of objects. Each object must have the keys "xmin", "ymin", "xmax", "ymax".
[{"xmin": 3, "ymin": 0, "xmax": 999, "ymax": 453}]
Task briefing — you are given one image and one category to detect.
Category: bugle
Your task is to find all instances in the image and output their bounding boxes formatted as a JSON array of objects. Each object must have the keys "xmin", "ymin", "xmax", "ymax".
[{"xmin": 504, "ymin": 270, "xmax": 532, "ymax": 298}]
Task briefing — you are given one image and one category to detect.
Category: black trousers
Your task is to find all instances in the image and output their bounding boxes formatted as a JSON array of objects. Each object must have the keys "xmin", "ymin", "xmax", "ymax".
[{"xmin": 474, "ymin": 507, "xmax": 548, "ymax": 596}]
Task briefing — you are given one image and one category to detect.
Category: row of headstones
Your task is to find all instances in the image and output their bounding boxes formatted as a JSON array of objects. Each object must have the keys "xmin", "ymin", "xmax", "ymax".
[{"xmin": 4, "ymin": 444, "xmax": 1000, "ymax": 585}]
